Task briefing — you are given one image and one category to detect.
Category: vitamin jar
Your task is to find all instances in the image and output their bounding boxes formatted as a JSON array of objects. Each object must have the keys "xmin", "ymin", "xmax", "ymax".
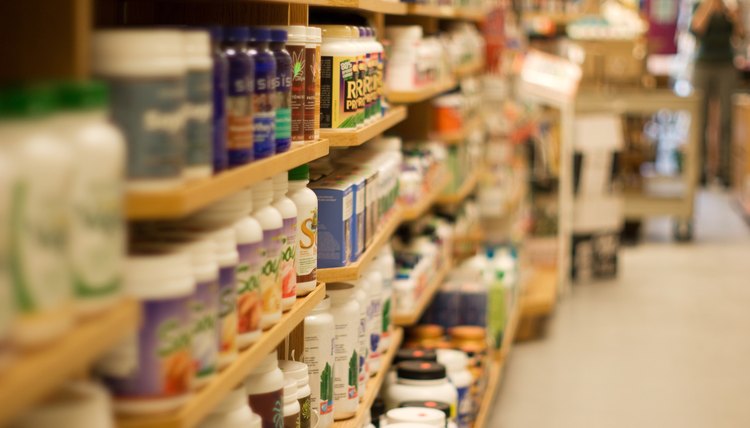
[
  {"xmin": 387, "ymin": 407, "xmax": 445, "ymax": 428},
  {"xmin": 319, "ymin": 26, "xmax": 360, "ymax": 130},
  {"xmin": 279, "ymin": 360, "xmax": 313, "ymax": 428},
  {"xmin": 436, "ymin": 350, "xmax": 472, "ymax": 428},
  {"xmin": 327, "ymin": 282, "xmax": 360, "ymax": 420},
  {"xmin": 303, "ymin": 296, "xmax": 335, "ymax": 427},
  {"xmin": 245, "ymin": 352, "xmax": 285, "ymax": 428},
  {"xmin": 385, "ymin": 361, "xmax": 457, "ymax": 421}
]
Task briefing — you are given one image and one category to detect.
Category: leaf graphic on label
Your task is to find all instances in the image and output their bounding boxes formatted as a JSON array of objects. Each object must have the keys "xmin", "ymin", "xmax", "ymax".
[
  {"xmin": 273, "ymin": 398, "xmax": 284, "ymax": 428},
  {"xmin": 292, "ymin": 50, "xmax": 305, "ymax": 77}
]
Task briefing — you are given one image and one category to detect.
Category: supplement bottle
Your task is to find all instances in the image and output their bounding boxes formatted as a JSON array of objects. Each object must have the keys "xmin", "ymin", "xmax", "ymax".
[
  {"xmin": 384, "ymin": 26, "xmax": 422, "ymax": 92},
  {"xmin": 105, "ymin": 249, "xmax": 194, "ymax": 414},
  {"xmin": 399, "ymin": 401, "xmax": 452, "ymax": 428},
  {"xmin": 436, "ymin": 350, "xmax": 472, "ymax": 428},
  {"xmin": 328, "ymin": 282, "xmax": 360, "ymax": 420},
  {"xmin": 319, "ymin": 26, "xmax": 359, "ymax": 130},
  {"xmin": 353, "ymin": 277, "xmax": 370, "ymax": 400},
  {"xmin": 248, "ymin": 27, "xmax": 277, "ymax": 160},
  {"xmin": 198, "ymin": 387, "xmax": 261, "ymax": 428},
  {"xmin": 386, "ymin": 348, "xmax": 438, "ymax": 391},
  {"xmin": 232, "ymin": 189, "xmax": 263, "ymax": 348},
  {"xmin": 182, "ymin": 29, "xmax": 213, "ymax": 180},
  {"xmin": 365, "ymin": 267, "xmax": 383, "ymax": 375},
  {"xmin": 305, "ymin": 27, "xmax": 322, "ymax": 141},
  {"xmin": 386, "ymin": 361, "xmax": 458, "ymax": 421},
  {"xmin": 221, "ymin": 27, "xmax": 254, "ymax": 167},
  {"xmin": 272, "ymin": 173, "xmax": 298, "ymax": 311},
  {"xmin": 245, "ymin": 352, "xmax": 285, "ymax": 428},
  {"xmin": 56, "ymin": 81, "xmax": 126, "ymax": 316},
  {"xmin": 208, "ymin": 26, "xmax": 228, "ymax": 173},
  {"xmin": 92, "ymin": 30, "xmax": 185, "ymax": 190},
  {"xmin": 270, "ymin": 29, "xmax": 292, "ymax": 154},
  {"xmin": 376, "ymin": 245, "xmax": 396, "ymax": 351},
  {"xmin": 284, "ymin": 26, "xmax": 306, "ymax": 147},
  {"xmin": 387, "ymin": 407, "xmax": 445, "ymax": 428},
  {"xmin": 213, "ymin": 228, "xmax": 240, "ymax": 368},
  {"xmin": 287, "ymin": 165, "xmax": 318, "ymax": 296},
  {"xmin": 303, "ymin": 296, "xmax": 334, "ymax": 428},
  {"xmin": 10, "ymin": 381, "xmax": 115, "ymax": 428},
  {"xmin": 363, "ymin": 28, "xmax": 384, "ymax": 122},
  {"xmin": 283, "ymin": 378, "xmax": 301, "ymax": 428},
  {"xmin": 355, "ymin": 27, "xmax": 367, "ymax": 127},
  {"xmin": 251, "ymin": 179, "xmax": 283, "ymax": 329},
  {"xmin": 279, "ymin": 360, "xmax": 313, "ymax": 428},
  {"xmin": 1, "ymin": 85, "xmax": 74, "ymax": 348}
]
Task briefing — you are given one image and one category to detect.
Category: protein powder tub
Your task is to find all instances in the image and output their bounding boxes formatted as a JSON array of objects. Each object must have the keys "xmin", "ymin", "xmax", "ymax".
[
  {"xmin": 399, "ymin": 401, "xmax": 452, "ymax": 428},
  {"xmin": 221, "ymin": 27, "xmax": 254, "ymax": 167},
  {"xmin": 272, "ymin": 173, "xmax": 298, "ymax": 311},
  {"xmin": 305, "ymin": 27, "xmax": 322, "ymax": 141},
  {"xmin": 385, "ymin": 361, "xmax": 458, "ymax": 421},
  {"xmin": 288, "ymin": 165, "xmax": 318, "ymax": 296},
  {"xmin": 319, "ymin": 25, "xmax": 359, "ymax": 130},
  {"xmin": 92, "ymin": 29, "xmax": 185, "ymax": 190},
  {"xmin": 182, "ymin": 29, "xmax": 213, "ymax": 180},
  {"xmin": 251, "ymin": 179, "xmax": 283, "ymax": 329},
  {"xmin": 270, "ymin": 29, "xmax": 292, "ymax": 154},
  {"xmin": 198, "ymin": 387, "xmax": 261, "ymax": 428},
  {"xmin": 245, "ymin": 352, "xmax": 285, "ymax": 428},
  {"xmin": 283, "ymin": 26, "xmax": 306, "ymax": 146},
  {"xmin": 248, "ymin": 27, "xmax": 277, "ymax": 160},
  {"xmin": 208, "ymin": 26, "xmax": 228, "ymax": 172},
  {"xmin": 303, "ymin": 296, "xmax": 334, "ymax": 427},
  {"xmin": 436, "ymin": 350, "xmax": 472, "ymax": 428},
  {"xmin": 279, "ymin": 361, "xmax": 313, "ymax": 428},
  {"xmin": 328, "ymin": 282, "xmax": 360, "ymax": 420},
  {"xmin": 387, "ymin": 407, "xmax": 445, "ymax": 428},
  {"xmin": 283, "ymin": 378, "xmax": 301, "ymax": 428}
]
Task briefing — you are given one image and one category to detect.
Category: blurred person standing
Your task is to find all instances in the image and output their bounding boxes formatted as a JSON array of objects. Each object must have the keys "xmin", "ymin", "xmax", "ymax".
[{"xmin": 691, "ymin": 0, "xmax": 745, "ymax": 186}]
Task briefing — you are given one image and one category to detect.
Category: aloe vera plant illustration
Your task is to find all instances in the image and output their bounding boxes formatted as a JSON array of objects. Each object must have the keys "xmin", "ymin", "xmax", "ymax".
[
  {"xmin": 320, "ymin": 362, "xmax": 333, "ymax": 408},
  {"xmin": 273, "ymin": 398, "xmax": 284, "ymax": 428},
  {"xmin": 292, "ymin": 50, "xmax": 305, "ymax": 79},
  {"xmin": 382, "ymin": 298, "xmax": 391, "ymax": 332},
  {"xmin": 348, "ymin": 351, "xmax": 358, "ymax": 392}
]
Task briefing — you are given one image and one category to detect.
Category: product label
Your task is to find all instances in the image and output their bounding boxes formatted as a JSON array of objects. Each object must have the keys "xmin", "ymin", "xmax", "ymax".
[
  {"xmin": 381, "ymin": 296, "xmax": 391, "ymax": 339},
  {"xmin": 333, "ymin": 319, "xmax": 358, "ymax": 407},
  {"xmin": 314, "ymin": 45, "xmax": 321, "ymax": 140},
  {"xmin": 320, "ymin": 55, "xmax": 358, "ymax": 129},
  {"xmin": 191, "ymin": 279, "xmax": 219, "ymax": 379},
  {"xmin": 303, "ymin": 321, "xmax": 334, "ymax": 418},
  {"xmin": 298, "ymin": 395, "xmax": 311, "ymax": 428},
  {"xmin": 364, "ymin": 53, "xmax": 375, "ymax": 120},
  {"xmin": 358, "ymin": 312, "xmax": 367, "ymax": 393},
  {"xmin": 304, "ymin": 46, "xmax": 318, "ymax": 140},
  {"xmin": 376, "ymin": 51, "xmax": 384, "ymax": 115},
  {"xmin": 368, "ymin": 299, "xmax": 382, "ymax": 358},
  {"xmin": 212, "ymin": 52, "xmax": 228, "ymax": 171},
  {"xmin": 103, "ymin": 296, "xmax": 191, "ymax": 398},
  {"xmin": 280, "ymin": 217, "xmax": 297, "ymax": 301},
  {"xmin": 70, "ymin": 173, "xmax": 123, "ymax": 300},
  {"xmin": 10, "ymin": 180, "xmax": 70, "ymax": 313},
  {"xmin": 226, "ymin": 58, "xmax": 254, "ymax": 164},
  {"xmin": 218, "ymin": 265, "xmax": 238, "ymax": 359},
  {"xmin": 457, "ymin": 384, "xmax": 471, "ymax": 428},
  {"xmin": 108, "ymin": 77, "xmax": 185, "ymax": 179},
  {"xmin": 353, "ymin": 182, "xmax": 365, "ymax": 260},
  {"xmin": 185, "ymin": 69, "xmax": 213, "ymax": 168},
  {"xmin": 236, "ymin": 242, "xmax": 262, "ymax": 337},
  {"xmin": 274, "ymin": 52, "xmax": 292, "ymax": 152},
  {"xmin": 248, "ymin": 389, "xmax": 284, "ymax": 428},
  {"xmin": 364, "ymin": 174, "xmax": 377, "ymax": 247},
  {"xmin": 290, "ymin": 45, "xmax": 306, "ymax": 143},
  {"xmin": 343, "ymin": 192, "xmax": 353, "ymax": 264},
  {"xmin": 284, "ymin": 413, "xmax": 300, "ymax": 428},
  {"xmin": 356, "ymin": 54, "xmax": 366, "ymax": 124},
  {"xmin": 296, "ymin": 207, "xmax": 317, "ymax": 284},
  {"xmin": 260, "ymin": 228, "xmax": 283, "ymax": 316},
  {"xmin": 253, "ymin": 64, "xmax": 276, "ymax": 159}
]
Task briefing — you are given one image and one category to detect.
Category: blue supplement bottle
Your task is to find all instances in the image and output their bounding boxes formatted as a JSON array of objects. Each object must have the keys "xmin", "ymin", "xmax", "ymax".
[
  {"xmin": 247, "ymin": 27, "xmax": 277, "ymax": 160},
  {"xmin": 221, "ymin": 26, "xmax": 254, "ymax": 167},
  {"xmin": 209, "ymin": 26, "xmax": 229, "ymax": 172},
  {"xmin": 270, "ymin": 28, "xmax": 292, "ymax": 154}
]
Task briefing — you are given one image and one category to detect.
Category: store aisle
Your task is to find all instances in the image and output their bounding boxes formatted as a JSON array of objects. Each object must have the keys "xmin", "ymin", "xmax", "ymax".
[{"xmin": 490, "ymin": 189, "xmax": 750, "ymax": 428}]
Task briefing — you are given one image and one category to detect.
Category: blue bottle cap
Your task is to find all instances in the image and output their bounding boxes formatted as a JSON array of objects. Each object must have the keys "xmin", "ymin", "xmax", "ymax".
[
  {"xmin": 270, "ymin": 28, "xmax": 288, "ymax": 42},
  {"xmin": 358, "ymin": 26, "xmax": 367, "ymax": 37},
  {"xmin": 224, "ymin": 26, "xmax": 249, "ymax": 42},
  {"xmin": 248, "ymin": 26, "xmax": 271, "ymax": 42}
]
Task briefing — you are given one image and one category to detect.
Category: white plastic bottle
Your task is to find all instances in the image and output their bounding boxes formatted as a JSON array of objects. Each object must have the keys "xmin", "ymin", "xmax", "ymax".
[
  {"xmin": 328, "ymin": 282, "xmax": 360, "ymax": 420},
  {"xmin": 436, "ymin": 349, "xmax": 473, "ymax": 428},
  {"xmin": 365, "ymin": 267, "xmax": 383, "ymax": 375},
  {"xmin": 272, "ymin": 173, "xmax": 298, "ymax": 311},
  {"xmin": 385, "ymin": 26, "xmax": 423, "ymax": 91},
  {"xmin": 279, "ymin": 361, "xmax": 313, "ymax": 428},
  {"xmin": 376, "ymin": 245, "xmax": 395, "ymax": 351},
  {"xmin": 283, "ymin": 378, "xmax": 301, "ymax": 428},
  {"xmin": 287, "ymin": 165, "xmax": 318, "ymax": 296},
  {"xmin": 353, "ymin": 277, "xmax": 370, "ymax": 401},
  {"xmin": 212, "ymin": 228, "xmax": 240, "ymax": 368},
  {"xmin": 363, "ymin": 28, "xmax": 384, "ymax": 122},
  {"xmin": 182, "ymin": 29, "xmax": 213, "ymax": 181},
  {"xmin": 232, "ymin": 189, "xmax": 264, "ymax": 348},
  {"xmin": 386, "ymin": 361, "xmax": 458, "ymax": 421},
  {"xmin": 245, "ymin": 352, "xmax": 285, "ymax": 428},
  {"xmin": 10, "ymin": 381, "xmax": 115, "ymax": 428},
  {"xmin": 4, "ymin": 85, "xmax": 74, "ymax": 348},
  {"xmin": 198, "ymin": 387, "xmax": 261, "ymax": 428},
  {"xmin": 303, "ymin": 296, "xmax": 335, "ymax": 428},
  {"xmin": 319, "ymin": 26, "xmax": 360, "ymax": 130},
  {"xmin": 251, "ymin": 179, "xmax": 283, "ymax": 330},
  {"xmin": 56, "ymin": 81, "xmax": 126, "ymax": 317}
]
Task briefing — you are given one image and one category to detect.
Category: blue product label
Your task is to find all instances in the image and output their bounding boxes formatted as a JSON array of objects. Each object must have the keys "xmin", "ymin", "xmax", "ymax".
[
  {"xmin": 457, "ymin": 385, "xmax": 471, "ymax": 428},
  {"xmin": 186, "ymin": 69, "xmax": 213, "ymax": 169},
  {"xmin": 212, "ymin": 52, "xmax": 229, "ymax": 171},
  {"xmin": 226, "ymin": 52, "xmax": 254, "ymax": 166},
  {"xmin": 253, "ymin": 53, "xmax": 276, "ymax": 159},
  {"xmin": 108, "ymin": 77, "xmax": 185, "ymax": 180}
]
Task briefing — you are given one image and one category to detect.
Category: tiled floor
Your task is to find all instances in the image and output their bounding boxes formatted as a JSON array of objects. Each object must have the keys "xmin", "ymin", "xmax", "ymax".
[{"xmin": 489, "ymin": 190, "xmax": 750, "ymax": 428}]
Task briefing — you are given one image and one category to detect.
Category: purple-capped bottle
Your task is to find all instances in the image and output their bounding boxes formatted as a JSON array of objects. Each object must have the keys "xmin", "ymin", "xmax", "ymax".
[
  {"xmin": 209, "ymin": 27, "xmax": 229, "ymax": 172},
  {"xmin": 270, "ymin": 29, "xmax": 292, "ymax": 154},
  {"xmin": 248, "ymin": 27, "xmax": 277, "ymax": 160},
  {"xmin": 221, "ymin": 26, "xmax": 254, "ymax": 167}
]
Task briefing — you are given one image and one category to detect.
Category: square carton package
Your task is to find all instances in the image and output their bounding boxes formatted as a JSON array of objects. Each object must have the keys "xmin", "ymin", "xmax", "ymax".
[
  {"xmin": 334, "ymin": 168, "xmax": 365, "ymax": 263},
  {"xmin": 310, "ymin": 176, "xmax": 354, "ymax": 268}
]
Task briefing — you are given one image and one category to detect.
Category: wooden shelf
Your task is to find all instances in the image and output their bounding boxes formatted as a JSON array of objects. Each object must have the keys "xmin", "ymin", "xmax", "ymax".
[
  {"xmin": 453, "ymin": 59, "xmax": 485, "ymax": 78},
  {"xmin": 246, "ymin": 0, "xmax": 408, "ymax": 14},
  {"xmin": 0, "ymin": 300, "xmax": 140, "ymax": 426},
  {"xmin": 521, "ymin": 267, "xmax": 558, "ymax": 318},
  {"xmin": 387, "ymin": 79, "xmax": 457, "ymax": 104},
  {"xmin": 332, "ymin": 327, "xmax": 404, "ymax": 428},
  {"xmin": 392, "ymin": 259, "xmax": 451, "ymax": 326},
  {"xmin": 401, "ymin": 173, "xmax": 450, "ymax": 221},
  {"xmin": 126, "ymin": 139, "xmax": 330, "ymax": 220},
  {"xmin": 455, "ymin": 7, "xmax": 487, "ymax": 21},
  {"xmin": 407, "ymin": 4, "xmax": 486, "ymax": 21},
  {"xmin": 324, "ymin": 106, "xmax": 408, "ymax": 147},
  {"xmin": 436, "ymin": 169, "xmax": 480, "ymax": 205},
  {"xmin": 118, "ymin": 285, "xmax": 326, "ymax": 428},
  {"xmin": 522, "ymin": 11, "xmax": 586, "ymax": 25},
  {"xmin": 317, "ymin": 205, "xmax": 404, "ymax": 282}
]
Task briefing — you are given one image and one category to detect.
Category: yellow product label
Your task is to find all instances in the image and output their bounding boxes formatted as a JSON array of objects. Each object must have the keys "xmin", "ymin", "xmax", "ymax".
[{"xmin": 320, "ymin": 54, "xmax": 359, "ymax": 129}]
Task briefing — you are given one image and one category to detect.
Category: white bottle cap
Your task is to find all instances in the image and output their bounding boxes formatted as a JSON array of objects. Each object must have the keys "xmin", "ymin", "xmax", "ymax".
[
  {"xmin": 250, "ymin": 352, "xmax": 279, "ymax": 374},
  {"xmin": 92, "ymin": 29, "xmax": 185, "ymax": 77},
  {"xmin": 273, "ymin": 172, "xmax": 289, "ymax": 199},
  {"xmin": 385, "ymin": 26, "xmax": 423, "ymax": 43},
  {"xmin": 283, "ymin": 379, "xmax": 298, "ymax": 405},
  {"xmin": 306, "ymin": 27, "xmax": 322, "ymax": 43},
  {"xmin": 252, "ymin": 179, "xmax": 275, "ymax": 208},
  {"xmin": 211, "ymin": 227, "xmax": 239, "ymax": 266},
  {"xmin": 435, "ymin": 349, "xmax": 469, "ymax": 373},
  {"xmin": 126, "ymin": 249, "xmax": 194, "ymax": 299},
  {"xmin": 282, "ymin": 25, "xmax": 308, "ymax": 44},
  {"xmin": 278, "ymin": 360, "xmax": 310, "ymax": 388},
  {"xmin": 182, "ymin": 29, "xmax": 211, "ymax": 69},
  {"xmin": 387, "ymin": 407, "xmax": 445, "ymax": 428}
]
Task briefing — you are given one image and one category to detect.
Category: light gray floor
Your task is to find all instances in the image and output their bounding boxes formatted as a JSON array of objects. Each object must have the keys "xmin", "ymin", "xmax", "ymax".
[{"xmin": 490, "ymin": 190, "xmax": 750, "ymax": 428}]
